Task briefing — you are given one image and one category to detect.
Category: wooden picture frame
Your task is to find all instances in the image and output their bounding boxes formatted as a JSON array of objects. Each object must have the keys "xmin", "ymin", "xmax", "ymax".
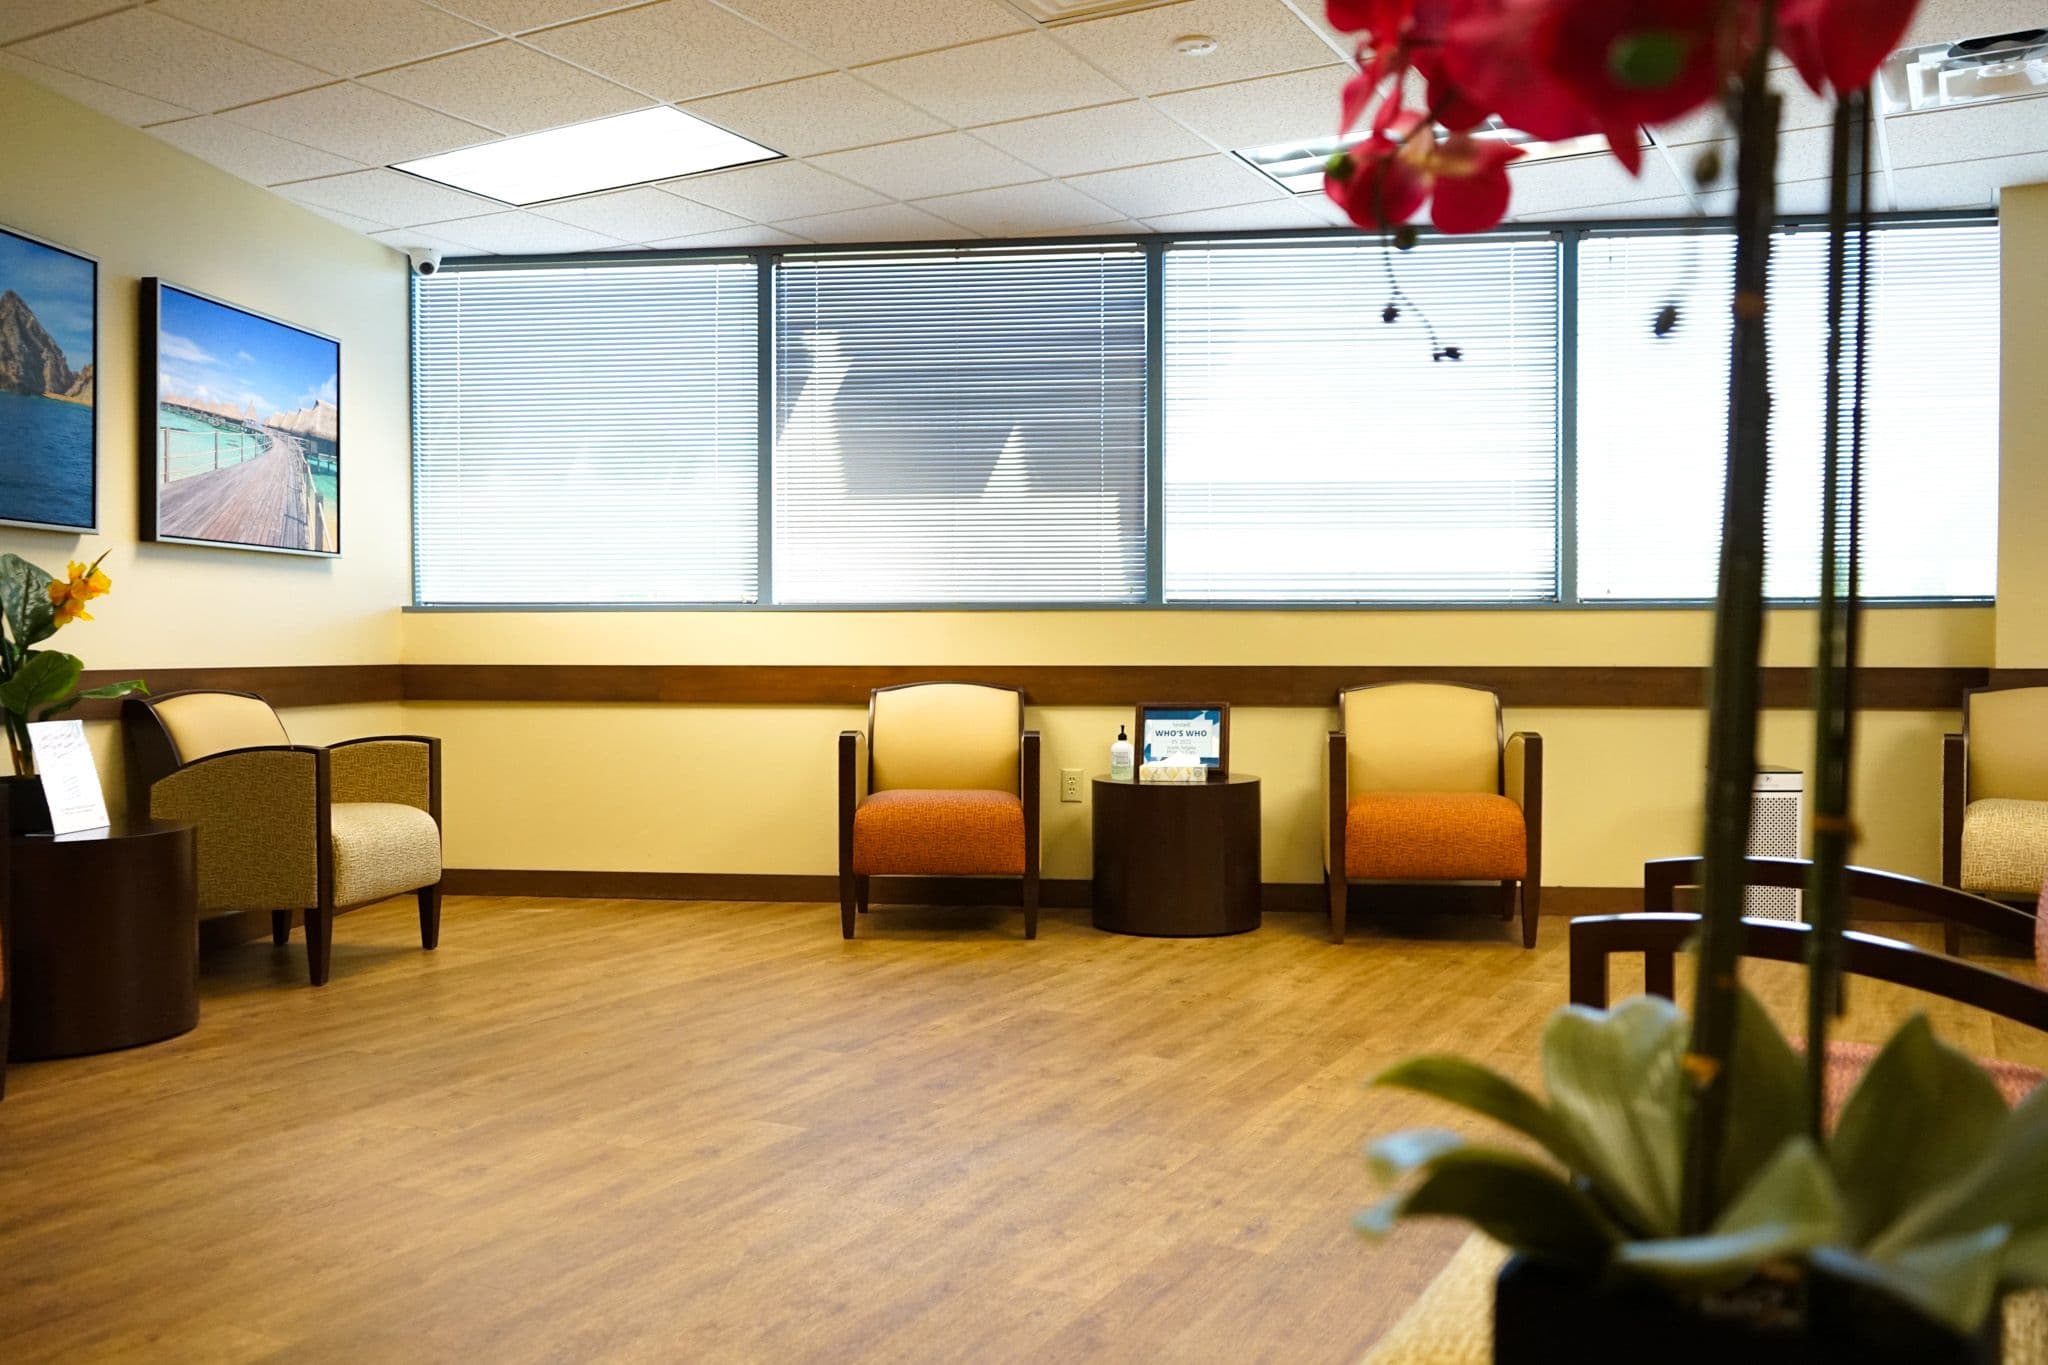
[{"xmin": 1135, "ymin": 701, "xmax": 1230, "ymax": 780}]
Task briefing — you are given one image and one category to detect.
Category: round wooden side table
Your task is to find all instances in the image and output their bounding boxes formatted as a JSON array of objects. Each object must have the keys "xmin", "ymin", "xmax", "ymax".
[
  {"xmin": 1091, "ymin": 774, "xmax": 1262, "ymax": 937},
  {"xmin": 7, "ymin": 818, "xmax": 199, "ymax": 1061}
]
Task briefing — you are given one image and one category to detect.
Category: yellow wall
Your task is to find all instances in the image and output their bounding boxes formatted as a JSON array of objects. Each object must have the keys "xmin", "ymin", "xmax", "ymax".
[
  {"xmin": 0, "ymin": 72, "xmax": 412, "ymax": 783},
  {"xmin": 1998, "ymin": 183, "xmax": 2048, "ymax": 669}
]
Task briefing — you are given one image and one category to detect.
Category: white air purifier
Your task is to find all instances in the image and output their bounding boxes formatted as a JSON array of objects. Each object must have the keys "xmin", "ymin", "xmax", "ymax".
[{"xmin": 1746, "ymin": 767, "xmax": 1804, "ymax": 922}]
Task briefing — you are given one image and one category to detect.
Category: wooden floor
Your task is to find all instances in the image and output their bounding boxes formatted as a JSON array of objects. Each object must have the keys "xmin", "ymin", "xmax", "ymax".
[{"xmin": 1, "ymin": 897, "xmax": 2041, "ymax": 1364}]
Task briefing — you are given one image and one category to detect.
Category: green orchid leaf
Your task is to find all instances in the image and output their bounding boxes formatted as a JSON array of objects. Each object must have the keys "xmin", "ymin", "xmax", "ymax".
[
  {"xmin": 1371, "ymin": 1053, "xmax": 1595, "ymax": 1175},
  {"xmin": 38, "ymin": 677, "xmax": 147, "ymax": 720},
  {"xmin": 1832, "ymin": 1014, "xmax": 2010, "ymax": 1246},
  {"xmin": 1717, "ymin": 988, "xmax": 1809, "ymax": 1209},
  {"xmin": 1541, "ymin": 996, "xmax": 1687, "ymax": 1238},
  {"xmin": 2002, "ymin": 1225, "xmax": 2048, "ymax": 1284},
  {"xmin": 1612, "ymin": 1137, "xmax": 1842, "ymax": 1288},
  {"xmin": 1355, "ymin": 1146, "xmax": 1618, "ymax": 1264},
  {"xmin": 0, "ymin": 649, "xmax": 81, "ymax": 721},
  {"xmin": 0, "ymin": 554, "xmax": 56, "ymax": 653},
  {"xmin": 1874, "ymin": 1077, "xmax": 2048, "ymax": 1258},
  {"xmin": 1365, "ymin": 1128, "xmax": 1467, "ymax": 1184},
  {"xmin": 1811, "ymin": 1226, "xmax": 2010, "ymax": 1338}
]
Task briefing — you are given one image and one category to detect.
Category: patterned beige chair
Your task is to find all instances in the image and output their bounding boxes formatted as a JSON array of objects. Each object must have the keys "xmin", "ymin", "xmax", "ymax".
[
  {"xmin": 1943, "ymin": 686, "xmax": 2048, "ymax": 954},
  {"xmin": 1326, "ymin": 682, "xmax": 1542, "ymax": 947},
  {"xmin": 123, "ymin": 691, "xmax": 443, "ymax": 986},
  {"xmin": 838, "ymin": 682, "xmax": 1040, "ymax": 940}
]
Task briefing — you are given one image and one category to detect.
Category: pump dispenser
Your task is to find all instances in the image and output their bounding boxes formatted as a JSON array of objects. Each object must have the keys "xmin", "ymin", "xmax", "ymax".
[{"xmin": 1110, "ymin": 724, "xmax": 1135, "ymax": 781}]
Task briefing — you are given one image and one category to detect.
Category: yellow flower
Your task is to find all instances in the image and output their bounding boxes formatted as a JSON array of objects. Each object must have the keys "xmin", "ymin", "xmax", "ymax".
[{"xmin": 47, "ymin": 555, "xmax": 111, "ymax": 628}]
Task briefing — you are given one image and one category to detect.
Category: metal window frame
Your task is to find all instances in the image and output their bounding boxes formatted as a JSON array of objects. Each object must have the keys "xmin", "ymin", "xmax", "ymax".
[{"xmin": 406, "ymin": 210, "xmax": 1998, "ymax": 613}]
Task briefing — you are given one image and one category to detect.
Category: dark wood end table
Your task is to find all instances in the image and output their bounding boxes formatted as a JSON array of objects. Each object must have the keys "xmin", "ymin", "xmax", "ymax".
[{"xmin": 1091, "ymin": 774, "xmax": 1262, "ymax": 937}]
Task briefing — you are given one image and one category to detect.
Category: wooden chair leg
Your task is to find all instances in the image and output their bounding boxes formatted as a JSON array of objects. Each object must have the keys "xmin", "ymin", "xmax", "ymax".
[
  {"xmin": 1327, "ymin": 872, "xmax": 1347, "ymax": 944},
  {"xmin": 303, "ymin": 906, "xmax": 333, "ymax": 987},
  {"xmin": 271, "ymin": 910, "xmax": 293, "ymax": 945},
  {"xmin": 839, "ymin": 869, "xmax": 857, "ymax": 939},
  {"xmin": 1520, "ymin": 878, "xmax": 1540, "ymax": 949},
  {"xmin": 1023, "ymin": 871, "xmax": 1039, "ymax": 940},
  {"xmin": 418, "ymin": 885, "xmax": 442, "ymax": 951},
  {"xmin": 856, "ymin": 875, "xmax": 870, "ymax": 913}
]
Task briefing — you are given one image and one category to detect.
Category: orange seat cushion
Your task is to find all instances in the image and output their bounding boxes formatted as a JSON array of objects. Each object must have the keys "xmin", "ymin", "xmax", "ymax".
[
  {"xmin": 853, "ymin": 789, "xmax": 1025, "ymax": 877},
  {"xmin": 1345, "ymin": 792, "xmax": 1526, "ymax": 882}
]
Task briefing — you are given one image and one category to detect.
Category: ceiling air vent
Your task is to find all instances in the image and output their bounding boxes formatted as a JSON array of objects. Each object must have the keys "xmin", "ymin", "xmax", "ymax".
[
  {"xmin": 1878, "ymin": 29, "xmax": 2048, "ymax": 113},
  {"xmin": 1009, "ymin": 0, "xmax": 1185, "ymax": 22}
]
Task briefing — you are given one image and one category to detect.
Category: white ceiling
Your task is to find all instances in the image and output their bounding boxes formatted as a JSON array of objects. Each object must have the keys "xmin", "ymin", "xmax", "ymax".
[{"xmin": 3, "ymin": 0, "xmax": 2044, "ymax": 256}]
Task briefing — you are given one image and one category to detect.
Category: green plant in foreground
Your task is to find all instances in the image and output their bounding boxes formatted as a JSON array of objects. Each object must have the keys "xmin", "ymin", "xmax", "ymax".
[
  {"xmin": 1359, "ymin": 991, "xmax": 2048, "ymax": 1337},
  {"xmin": 0, "ymin": 551, "xmax": 146, "ymax": 775}
]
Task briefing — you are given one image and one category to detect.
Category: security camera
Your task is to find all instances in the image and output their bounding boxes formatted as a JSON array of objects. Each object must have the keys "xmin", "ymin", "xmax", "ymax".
[{"xmin": 407, "ymin": 248, "xmax": 443, "ymax": 277}]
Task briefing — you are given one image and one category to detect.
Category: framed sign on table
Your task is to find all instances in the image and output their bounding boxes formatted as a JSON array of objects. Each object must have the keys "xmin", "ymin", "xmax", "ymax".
[{"xmin": 1136, "ymin": 702, "xmax": 1229, "ymax": 780}]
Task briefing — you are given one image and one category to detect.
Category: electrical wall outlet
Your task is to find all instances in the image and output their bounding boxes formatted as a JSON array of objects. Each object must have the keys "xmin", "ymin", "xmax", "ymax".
[{"xmin": 1060, "ymin": 768, "xmax": 1084, "ymax": 803}]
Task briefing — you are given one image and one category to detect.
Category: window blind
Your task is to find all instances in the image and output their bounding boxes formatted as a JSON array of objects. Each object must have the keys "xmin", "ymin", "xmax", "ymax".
[
  {"xmin": 1160, "ymin": 236, "xmax": 1561, "ymax": 602},
  {"xmin": 771, "ymin": 247, "xmax": 1148, "ymax": 604},
  {"xmin": 1575, "ymin": 222, "xmax": 1999, "ymax": 601},
  {"xmin": 412, "ymin": 260, "xmax": 759, "ymax": 606}
]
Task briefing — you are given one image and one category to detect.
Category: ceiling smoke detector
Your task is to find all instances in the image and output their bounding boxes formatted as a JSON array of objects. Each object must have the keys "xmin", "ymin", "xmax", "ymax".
[
  {"xmin": 1878, "ymin": 29, "xmax": 2048, "ymax": 113},
  {"xmin": 1174, "ymin": 33, "xmax": 1220, "ymax": 56}
]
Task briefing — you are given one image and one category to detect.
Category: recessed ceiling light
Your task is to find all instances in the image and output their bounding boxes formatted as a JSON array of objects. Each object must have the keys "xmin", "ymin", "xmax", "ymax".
[
  {"xmin": 1878, "ymin": 31, "xmax": 2048, "ymax": 114},
  {"xmin": 392, "ymin": 107, "xmax": 781, "ymax": 208},
  {"xmin": 1237, "ymin": 121, "xmax": 1652, "ymax": 195}
]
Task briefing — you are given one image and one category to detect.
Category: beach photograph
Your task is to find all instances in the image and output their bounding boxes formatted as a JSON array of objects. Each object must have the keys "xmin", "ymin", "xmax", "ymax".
[
  {"xmin": 149, "ymin": 281, "xmax": 339, "ymax": 555},
  {"xmin": 0, "ymin": 224, "xmax": 96, "ymax": 531}
]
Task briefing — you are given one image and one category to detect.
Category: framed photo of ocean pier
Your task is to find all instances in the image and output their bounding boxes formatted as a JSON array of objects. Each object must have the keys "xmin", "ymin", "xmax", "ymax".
[
  {"xmin": 0, "ymin": 222, "xmax": 98, "ymax": 534},
  {"xmin": 141, "ymin": 279, "xmax": 340, "ymax": 557}
]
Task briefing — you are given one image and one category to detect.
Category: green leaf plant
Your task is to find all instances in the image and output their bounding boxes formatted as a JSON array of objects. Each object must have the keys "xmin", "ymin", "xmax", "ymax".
[
  {"xmin": 1358, "ymin": 996, "xmax": 2048, "ymax": 1339},
  {"xmin": 0, "ymin": 552, "xmax": 146, "ymax": 776}
]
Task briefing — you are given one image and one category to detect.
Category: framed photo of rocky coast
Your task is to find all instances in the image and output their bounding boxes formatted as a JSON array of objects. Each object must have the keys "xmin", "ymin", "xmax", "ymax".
[
  {"xmin": 0, "ymin": 223, "xmax": 98, "ymax": 533},
  {"xmin": 142, "ymin": 279, "xmax": 339, "ymax": 557}
]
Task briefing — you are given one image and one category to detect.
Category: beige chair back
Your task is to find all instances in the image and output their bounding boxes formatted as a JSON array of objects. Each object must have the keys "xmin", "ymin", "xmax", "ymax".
[
  {"xmin": 1342, "ymin": 683, "xmax": 1501, "ymax": 795},
  {"xmin": 150, "ymin": 691, "xmax": 290, "ymax": 763},
  {"xmin": 870, "ymin": 684, "xmax": 1021, "ymax": 793},
  {"xmin": 1968, "ymin": 687, "xmax": 2048, "ymax": 802}
]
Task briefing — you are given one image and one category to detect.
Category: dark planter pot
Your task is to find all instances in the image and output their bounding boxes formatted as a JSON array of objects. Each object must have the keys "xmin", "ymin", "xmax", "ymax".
[
  {"xmin": 1, "ymin": 774, "xmax": 50, "ymax": 836},
  {"xmin": 1495, "ymin": 1254, "xmax": 2002, "ymax": 1365}
]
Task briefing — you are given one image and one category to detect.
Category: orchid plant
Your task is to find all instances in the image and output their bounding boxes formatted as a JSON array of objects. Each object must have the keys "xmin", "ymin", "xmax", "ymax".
[
  {"xmin": 0, "ymin": 552, "xmax": 145, "ymax": 776},
  {"xmin": 1323, "ymin": 0, "xmax": 2048, "ymax": 1347}
]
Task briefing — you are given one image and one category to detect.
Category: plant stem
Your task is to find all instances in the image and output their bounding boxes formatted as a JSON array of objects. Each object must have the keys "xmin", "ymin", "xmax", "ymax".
[{"xmin": 1680, "ymin": 47, "xmax": 1781, "ymax": 1233}]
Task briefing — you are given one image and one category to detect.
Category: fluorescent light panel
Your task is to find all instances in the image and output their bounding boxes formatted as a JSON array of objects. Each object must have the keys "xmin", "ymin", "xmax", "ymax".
[
  {"xmin": 1239, "ymin": 120, "xmax": 1649, "ymax": 195},
  {"xmin": 393, "ymin": 107, "xmax": 781, "ymax": 207},
  {"xmin": 1878, "ymin": 33, "xmax": 2048, "ymax": 114}
]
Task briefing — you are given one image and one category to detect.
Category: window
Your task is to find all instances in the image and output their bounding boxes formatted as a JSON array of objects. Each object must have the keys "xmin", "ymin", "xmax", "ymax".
[
  {"xmin": 772, "ymin": 247, "xmax": 1148, "ymax": 604},
  {"xmin": 412, "ymin": 259, "xmax": 759, "ymax": 605},
  {"xmin": 1575, "ymin": 222, "xmax": 2000, "ymax": 601},
  {"xmin": 1161, "ymin": 236, "xmax": 1562, "ymax": 602}
]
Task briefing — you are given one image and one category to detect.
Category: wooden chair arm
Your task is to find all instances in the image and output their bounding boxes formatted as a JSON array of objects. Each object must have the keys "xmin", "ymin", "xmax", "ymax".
[
  {"xmin": 1642, "ymin": 855, "xmax": 2034, "ymax": 946},
  {"xmin": 1942, "ymin": 732, "xmax": 1966, "ymax": 888},
  {"xmin": 1326, "ymin": 730, "xmax": 1347, "ymax": 880},
  {"xmin": 1022, "ymin": 730, "xmax": 1041, "ymax": 876}
]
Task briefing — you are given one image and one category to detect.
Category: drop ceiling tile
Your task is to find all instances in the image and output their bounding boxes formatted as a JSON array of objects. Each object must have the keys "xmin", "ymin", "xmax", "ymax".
[
  {"xmin": 914, "ymin": 180, "xmax": 1124, "ymax": 235},
  {"xmin": 973, "ymin": 100, "xmax": 1209, "ymax": 176},
  {"xmin": 1655, "ymin": 70, "xmax": 1833, "ymax": 146},
  {"xmin": 0, "ymin": 50, "xmax": 198, "ymax": 125},
  {"xmin": 11, "ymin": 8, "xmax": 328, "ymax": 112},
  {"xmin": 1886, "ymin": 96, "xmax": 2048, "ymax": 169},
  {"xmin": 227, "ymin": 82, "xmax": 495, "ymax": 164},
  {"xmin": 1067, "ymin": 153, "xmax": 1283, "ymax": 218},
  {"xmin": 685, "ymin": 72, "xmax": 944, "ymax": 156},
  {"xmin": 665, "ymin": 158, "xmax": 884, "ymax": 220},
  {"xmin": 154, "ymin": 0, "xmax": 492, "ymax": 77},
  {"xmin": 813, "ymin": 133, "xmax": 1042, "ymax": 200},
  {"xmin": 642, "ymin": 225, "xmax": 809, "ymax": 249},
  {"xmin": 148, "ymin": 114, "xmax": 364, "ymax": 185},
  {"xmin": 1902, "ymin": 0, "xmax": 2028, "ymax": 48},
  {"xmin": 370, "ymin": 224, "xmax": 491, "ymax": 255},
  {"xmin": 860, "ymin": 32, "xmax": 1128, "ymax": 126},
  {"xmin": 1502, "ymin": 154, "xmax": 1685, "ymax": 217},
  {"xmin": 1890, "ymin": 149, "xmax": 2048, "ymax": 211},
  {"xmin": 1150, "ymin": 65, "xmax": 1348, "ymax": 150},
  {"xmin": 277, "ymin": 167, "xmax": 505, "ymax": 226},
  {"xmin": 777, "ymin": 202, "xmax": 968, "ymax": 242},
  {"xmin": 1054, "ymin": 0, "xmax": 1337, "ymax": 95},
  {"xmin": 534, "ymin": 185, "xmax": 748, "ymax": 239},
  {"xmin": 1675, "ymin": 123, "xmax": 1839, "ymax": 193},
  {"xmin": 361, "ymin": 40, "xmax": 646, "ymax": 134},
  {"xmin": 1514, "ymin": 193, "xmax": 1700, "ymax": 222},
  {"xmin": 525, "ymin": 0, "xmax": 828, "ymax": 102},
  {"xmin": 418, "ymin": 211, "xmax": 625, "ymax": 252},
  {"xmin": 1141, "ymin": 198, "xmax": 1334, "ymax": 232},
  {"xmin": 0, "ymin": 0, "xmax": 130, "ymax": 45},
  {"xmin": 299, "ymin": 202, "xmax": 396, "ymax": 232},
  {"xmin": 427, "ymin": 0, "xmax": 642, "ymax": 33},
  {"xmin": 715, "ymin": 0, "xmax": 1029, "ymax": 66}
]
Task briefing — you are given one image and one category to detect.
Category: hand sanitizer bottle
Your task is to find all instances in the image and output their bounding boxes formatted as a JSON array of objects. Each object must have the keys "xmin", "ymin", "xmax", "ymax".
[{"xmin": 1110, "ymin": 725, "xmax": 1134, "ymax": 781}]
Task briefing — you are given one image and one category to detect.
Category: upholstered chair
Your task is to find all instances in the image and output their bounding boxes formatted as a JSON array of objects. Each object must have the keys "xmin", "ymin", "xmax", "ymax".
[
  {"xmin": 123, "ymin": 691, "xmax": 443, "ymax": 986},
  {"xmin": 838, "ymin": 683, "xmax": 1040, "ymax": 939},
  {"xmin": 1325, "ymin": 682, "xmax": 1542, "ymax": 947},
  {"xmin": 1942, "ymin": 686, "xmax": 2048, "ymax": 954}
]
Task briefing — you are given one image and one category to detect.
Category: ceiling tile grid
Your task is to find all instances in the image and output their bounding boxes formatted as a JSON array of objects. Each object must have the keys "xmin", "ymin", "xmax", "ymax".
[{"xmin": 359, "ymin": 39, "xmax": 650, "ymax": 134}]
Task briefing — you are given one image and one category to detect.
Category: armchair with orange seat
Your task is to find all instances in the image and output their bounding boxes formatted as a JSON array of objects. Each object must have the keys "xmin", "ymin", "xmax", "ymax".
[
  {"xmin": 837, "ymin": 683, "xmax": 1040, "ymax": 940},
  {"xmin": 1324, "ymin": 682, "xmax": 1542, "ymax": 947}
]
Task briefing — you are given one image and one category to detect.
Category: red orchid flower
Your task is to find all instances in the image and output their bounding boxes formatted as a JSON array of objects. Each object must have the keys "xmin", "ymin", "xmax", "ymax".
[
  {"xmin": 1326, "ymin": 113, "xmax": 1525, "ymax": 234},
  {"xmin": 1538, "ymin": 0, "xmax": 1736, "ymax": 126},
  {"xmin": 1778, "ymin": 0, "xmax": 1920, "ymax": 94}
]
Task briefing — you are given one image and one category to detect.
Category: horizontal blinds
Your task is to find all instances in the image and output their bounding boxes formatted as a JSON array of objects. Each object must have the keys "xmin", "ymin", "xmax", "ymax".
[
  {"xmin": 412, "ymin": 260, "xmax": 759, "ymax": 605},
  {"xmin": 1161, "ymin": 237, "xmax": 1561, "ymax": 602},
  {"xmin": 772, "ymin": 248, "xmax": 1148, "ymax": 604},
  {"xmin": 1575, "ymin": 222, "xmax": 1998, "ymax": 600}
]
